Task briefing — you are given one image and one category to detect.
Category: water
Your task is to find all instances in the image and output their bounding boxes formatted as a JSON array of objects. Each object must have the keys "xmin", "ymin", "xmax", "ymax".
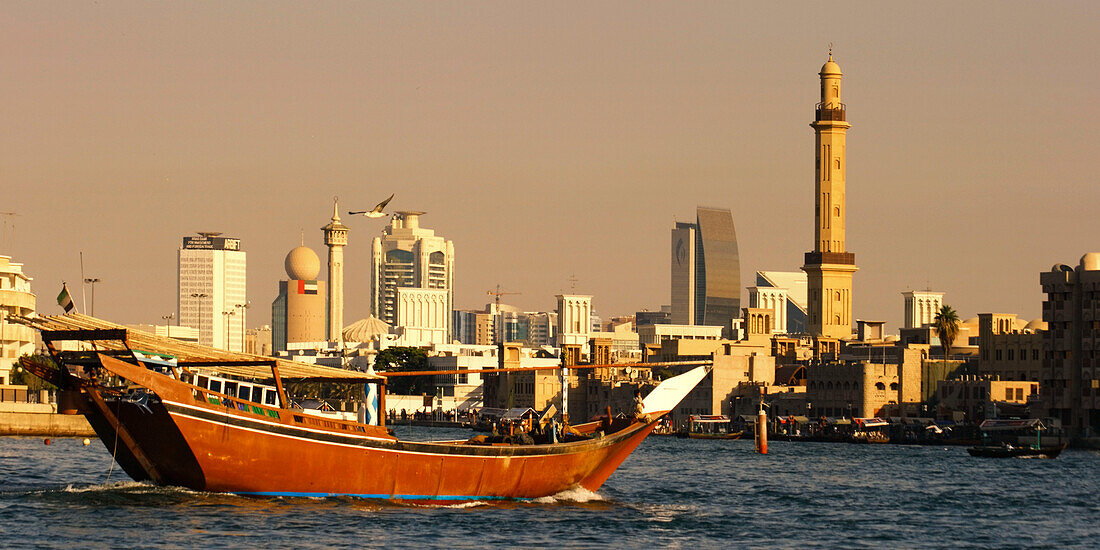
[{"xmin": 2, "ymin": 428, "xmax": 1097, "ymax": 548}]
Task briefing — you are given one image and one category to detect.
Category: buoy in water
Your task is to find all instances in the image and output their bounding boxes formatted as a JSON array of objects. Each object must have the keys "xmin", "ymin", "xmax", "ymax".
[
  {"xmin": 43, "ymin": 438, "xmax": 51, "ymax": 445},
  {"xmin": 82, "ymin": 438, "xmax": 91, "ymax": 446}
]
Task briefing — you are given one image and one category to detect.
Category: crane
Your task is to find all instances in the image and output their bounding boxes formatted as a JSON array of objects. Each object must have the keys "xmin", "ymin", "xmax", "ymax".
[{"xmin": 486, "ymin": 285, "xmax": 521, "ymax": 308}]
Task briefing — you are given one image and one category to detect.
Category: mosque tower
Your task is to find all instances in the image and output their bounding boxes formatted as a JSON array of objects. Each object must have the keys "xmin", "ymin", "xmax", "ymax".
[
  {"xmin": 802, "ymin": 51, "xmax": 858, "ymax": 340},
  {"xmin": 322, "ymin": 199, "xmax": 349, "ymax": 343}
]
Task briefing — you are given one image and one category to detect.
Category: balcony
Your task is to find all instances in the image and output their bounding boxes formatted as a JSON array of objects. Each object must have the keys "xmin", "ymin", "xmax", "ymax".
[
  {"xmin": 816, "ymin": 102, "xmax": 846, "ymax": 121},
  {"xmin": 805, "ymin": 251, "xmax": 856, "ymax": 266}
]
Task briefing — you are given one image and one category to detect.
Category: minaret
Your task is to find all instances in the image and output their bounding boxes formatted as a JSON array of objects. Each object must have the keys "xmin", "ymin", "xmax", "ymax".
[
  {"xmin": 802, "ymin": 51, "xmax": 858, "ymax": 339},
  {"xmin": 322, "ymin": 199, "xmax": 349, "ymax": 343}
]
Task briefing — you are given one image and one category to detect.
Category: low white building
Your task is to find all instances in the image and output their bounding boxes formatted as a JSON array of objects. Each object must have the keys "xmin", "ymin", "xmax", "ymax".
[{"xmin": 0, "ymin": 256, "xmax": 36, "ymax": 385}]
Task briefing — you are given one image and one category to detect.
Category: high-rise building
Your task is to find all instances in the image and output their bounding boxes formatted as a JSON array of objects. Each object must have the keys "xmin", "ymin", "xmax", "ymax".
[
  {"xmin": 272, "ymin": 245, "xmax": 327, "ymax": 353},
  {"xmin": 902, "ymin": 290, "xmax": 944, "ymax": 329},
  {"xmin": 670, "ymin": 207, "xmax": 741, "ymax": 334},
  {"xmin": 0, "ymin": 255, "xmax": 35, "ymax": 385},
  {"xmin": 1039, "ymin": 253, "xmax": 1100, "ymax": 437},
  {"xmin": 371, "ymin": 212, "xmax": 454, "ymax": 341},
  {"xmin": 178, "ymin": 232, "xmax": 247, "ymax": 351},
  {"xmin": 802, "ymin": 53, "xmax": 858, "ymax": 339},
  {"xmin": 322, "ymin": 199, "xmax": 348, "ymax": 343}
]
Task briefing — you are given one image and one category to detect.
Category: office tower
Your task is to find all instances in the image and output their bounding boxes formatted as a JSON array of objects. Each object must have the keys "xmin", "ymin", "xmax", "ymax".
[
  {"xmin": 178, "ymin": 232, "xmax": 247, "ymax": 351},
  {"xmin": 371, "ymin": 211, "xmax": 454, "ymax": 341},
  {"xmin": 803, "ymin": 53, "xmax": 858, "ymax": 339},
  {"xmin": 670, "ymin": 207, "xmax": 741, "ymax": 334}
]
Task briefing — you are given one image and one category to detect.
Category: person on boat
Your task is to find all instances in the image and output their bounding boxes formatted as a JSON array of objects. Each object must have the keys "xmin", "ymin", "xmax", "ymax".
[{"xmin": 632, "ymin": 389, "xmax": 646, "ymax": 421}]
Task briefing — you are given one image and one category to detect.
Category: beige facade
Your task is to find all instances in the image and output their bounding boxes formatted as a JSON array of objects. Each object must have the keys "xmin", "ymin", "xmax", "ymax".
[
  {"xmin": 0, "ymin": 255, "xmax": 36, "ymax": 385},
  {"xmin": 806, "ymin": 352, "xmax": 921, "ymax": 418},
  {"xmin": 393, "ymin": 287, "xmax": 449, "ymax": 346},
  {"xmin": 937, "ymin": 377, "xmax": 1039, "ymax": 422},
  {"xmin": 748, "ymin": 286, "xmax": 788, "ymax": 334},
  {"xmin": 977, "ymin": 313, "xmax": 1044, "ymax": 382},
  {"xmin": 1039, "ymin": 253, "xmax": 1100, "ymax": 436},
  {"xmin": 903, "ymin": 290, "xmax": 944, "ymax": 329},
  {"xmin": 556, "ymin": 294, "xmax": 592, "ymax": 348},
  {"xmin": 803, "ymin": 54, "xmax": 857, "ymax": 340}
]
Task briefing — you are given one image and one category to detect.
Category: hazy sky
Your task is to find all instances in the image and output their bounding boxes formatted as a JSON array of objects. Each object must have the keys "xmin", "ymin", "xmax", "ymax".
[{"xmin": 3, "ymin": 1, "xmax": 1097, "ymax": 330}]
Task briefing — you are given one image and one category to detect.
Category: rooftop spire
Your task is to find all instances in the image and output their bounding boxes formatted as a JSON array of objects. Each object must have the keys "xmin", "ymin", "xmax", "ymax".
[{"xmin": 331, "ymin": 196, "xmax": 341, "ymax": 222}]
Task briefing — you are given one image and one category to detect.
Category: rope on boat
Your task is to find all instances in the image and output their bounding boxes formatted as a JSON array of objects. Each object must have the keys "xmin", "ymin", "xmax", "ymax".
[{"xmin": 105, "ymin": 398, "xmax": 120, "ymax": 482}]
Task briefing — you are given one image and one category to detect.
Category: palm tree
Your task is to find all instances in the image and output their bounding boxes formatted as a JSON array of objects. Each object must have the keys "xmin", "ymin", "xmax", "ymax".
[{"xmin": 933, "ymin": 305, "xmax": 960, "ymax": 360}]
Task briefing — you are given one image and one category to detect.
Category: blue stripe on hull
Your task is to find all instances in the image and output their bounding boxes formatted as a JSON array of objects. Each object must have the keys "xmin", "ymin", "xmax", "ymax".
[{"xmin": 236, "ymin": 491, "xmax": 530, "ymax": 501}]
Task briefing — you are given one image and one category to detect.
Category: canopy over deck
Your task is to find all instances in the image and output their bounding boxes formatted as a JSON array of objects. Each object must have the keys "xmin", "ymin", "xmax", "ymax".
[
  {"xmin": 14, "ymin": 313, "xmax": 384, "ymax": 382},
  {"xmin": 979, "ymin": 418, "xmax": 1046, "ymax": 431}
]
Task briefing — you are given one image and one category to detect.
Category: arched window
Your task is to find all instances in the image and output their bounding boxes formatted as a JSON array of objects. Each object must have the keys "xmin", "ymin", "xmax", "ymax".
[
  {"xmin": 875, "ymin": 382, "xmax": 885, "ymax": 391},
  {"xmin": 890, "ymin": 382, "xmax": 898, "ymax": 391}
]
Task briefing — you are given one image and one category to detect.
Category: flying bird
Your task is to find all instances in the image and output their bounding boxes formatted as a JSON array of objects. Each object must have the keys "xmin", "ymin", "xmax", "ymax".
[{"xmin": 349, "ymin": 193, "xmax": 395, "ymax": 218}]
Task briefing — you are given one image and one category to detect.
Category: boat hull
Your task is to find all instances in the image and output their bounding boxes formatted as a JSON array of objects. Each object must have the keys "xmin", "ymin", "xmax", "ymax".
[
  {"xmin": 967, "ymin": 443, "xmax": 1067, "ymax": 459},
  {"xmin": 71, "ymin": 354, "xmax": 662, "ymax": 502}
]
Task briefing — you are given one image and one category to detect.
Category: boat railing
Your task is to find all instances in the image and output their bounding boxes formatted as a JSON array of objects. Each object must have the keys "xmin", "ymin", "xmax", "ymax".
[{"xmin": 183, "ymin": 383, "xmax": 377, "ymax": 436}]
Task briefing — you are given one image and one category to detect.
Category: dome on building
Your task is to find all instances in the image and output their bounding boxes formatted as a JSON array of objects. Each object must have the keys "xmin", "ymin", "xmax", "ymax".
[
  {"xmin": 343, "ymin": 316, "xmax": 391, "ymax": 343},
  {"xmin": 1024, "ymin": 318, "xmax": 1048, "ymax": 332},
  {"xmin": 820, "ymin": 56, "xmax": 842, "ymax": 76},
  {"xmin": 1081, "ymin": 252, "xmax": 1100, "ymax": 271},
  {"xmin": 284, "ymin": 246, "xmax": 320, "ymax": 280},
  {"xmin": 1013, "ymin": 318, "xmax": 1029, "ymax": 331}
]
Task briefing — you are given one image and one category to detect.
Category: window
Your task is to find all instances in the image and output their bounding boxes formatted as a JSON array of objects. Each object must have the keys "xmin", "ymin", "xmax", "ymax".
[
  {"xmin": 1007, "ymin": 350, "xmax": 1014, "ymax": 361},
  {"xmin": 996, "ymin": 350, "xmax": 1002, "ymax": 361},
  {"xmin": 1006, "ymin": 388, "xmax": 1013, "ymax": 400},
  {"xmin": 890, "ymin": 382, "xmax": 898, "ymax": 391},
  {"xmin": 1016, "ymin": 388, "xmax": 1024, "ymax": 400},
  {"xmin": 875, "ymin": 382, "xmax": 885, "ymax": 391}
]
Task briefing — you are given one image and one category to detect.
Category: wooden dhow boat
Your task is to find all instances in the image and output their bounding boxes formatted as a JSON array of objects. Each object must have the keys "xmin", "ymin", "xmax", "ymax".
[{"xmin": 16, "ymin": 314, "xmax": 708, "ymax": 503}]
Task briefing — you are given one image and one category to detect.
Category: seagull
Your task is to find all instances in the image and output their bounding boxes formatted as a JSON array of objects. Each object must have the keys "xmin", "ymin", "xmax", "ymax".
[{"xmin": 349, "ymin": 193, "xmax": 395, "ymax": 218}]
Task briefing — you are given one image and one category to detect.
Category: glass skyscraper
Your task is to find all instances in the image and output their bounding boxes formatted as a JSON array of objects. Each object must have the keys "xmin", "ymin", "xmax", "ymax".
[{"xmin": 670, "ymin": 207, "xmax": 740, "ymax": 335}]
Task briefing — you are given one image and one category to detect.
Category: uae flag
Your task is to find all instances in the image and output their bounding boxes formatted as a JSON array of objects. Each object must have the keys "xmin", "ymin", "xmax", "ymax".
[
  {"xmin": 297, "ymin": 280, "xmax": 319, "ymax": 295},
  {"xmin": 56, "ymin": 283, "xmax": 75, "ymax": 313}
]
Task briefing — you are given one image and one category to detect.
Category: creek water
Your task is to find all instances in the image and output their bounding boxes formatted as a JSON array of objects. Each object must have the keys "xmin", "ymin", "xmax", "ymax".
[{"xmin": 2, "ymin": 427, "xmax": 1097, "ymax": 548}]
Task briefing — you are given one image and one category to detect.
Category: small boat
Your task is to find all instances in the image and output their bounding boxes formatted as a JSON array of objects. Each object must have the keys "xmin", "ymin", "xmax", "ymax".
[
  {"xmin": 967, "ymin": 442, "xmax": 1067, "ymax": 458},
  {"xmin": 17, "ymin": 313, "xmax": 711, "ymax": 503},
  {"xmin": 967, "ymin": 419, "xmax": 1065, "ymax": 459},
  {"xmin": 677, "ymin": 415, "xmax": 741, "ymax": 439}
]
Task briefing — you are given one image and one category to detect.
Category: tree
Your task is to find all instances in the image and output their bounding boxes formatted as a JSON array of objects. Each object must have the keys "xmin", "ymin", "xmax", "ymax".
[
  {"xmin": 373, "ymin": 347, "xmax": 432, "ymax": 395},
  {"xmin": 933, "ymin": 305, "xmax": 960, "ymax": 360}
]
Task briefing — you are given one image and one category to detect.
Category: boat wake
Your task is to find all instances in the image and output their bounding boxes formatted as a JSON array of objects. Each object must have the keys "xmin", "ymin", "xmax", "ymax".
[{"xmin": 532, "ymin": 486, "xmax": 604, "ymax": 504}]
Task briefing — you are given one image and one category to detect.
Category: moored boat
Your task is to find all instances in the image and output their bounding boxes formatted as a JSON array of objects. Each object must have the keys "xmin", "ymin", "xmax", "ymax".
[{"xmin": 17, "ymin": 314, "xmax": 710, "ymax": 503}]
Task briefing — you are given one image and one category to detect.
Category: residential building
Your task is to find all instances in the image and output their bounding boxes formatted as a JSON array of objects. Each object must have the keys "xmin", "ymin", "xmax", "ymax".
[
  {"xmin": 977, "ymin": 313, "xmax": 1044, "ymax": 382},
  {"xmin": 1039, "ymin": 253, "xmax": 1100, "ymax": 437},
  {"xmin": 178, "ymin": 232, "xmax": 247, "ymax": 351},
  {"xmin": 0, "ymin": 255, "xmax": 35, "ymax": 385}
]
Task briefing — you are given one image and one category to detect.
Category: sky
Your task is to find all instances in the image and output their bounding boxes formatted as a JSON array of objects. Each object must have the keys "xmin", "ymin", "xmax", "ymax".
[{"xmin": 2, "ymin": 1, "xmax": 1098, "ymax": 330}]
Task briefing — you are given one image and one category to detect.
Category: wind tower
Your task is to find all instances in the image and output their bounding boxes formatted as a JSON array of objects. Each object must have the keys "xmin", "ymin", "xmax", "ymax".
[
  {"xmin": 323, "ymin": 199, "xmax": 349, "ymax": 343},
  {"xmin": 802, "ymin": 50, "xmax": 858, "ymax": 340}
]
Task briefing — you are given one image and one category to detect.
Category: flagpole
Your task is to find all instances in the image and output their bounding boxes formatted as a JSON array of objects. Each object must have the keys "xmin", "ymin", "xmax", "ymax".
[{"xmin": 79, "ymin": 251, "xmax": 87, "ymax": 314}]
